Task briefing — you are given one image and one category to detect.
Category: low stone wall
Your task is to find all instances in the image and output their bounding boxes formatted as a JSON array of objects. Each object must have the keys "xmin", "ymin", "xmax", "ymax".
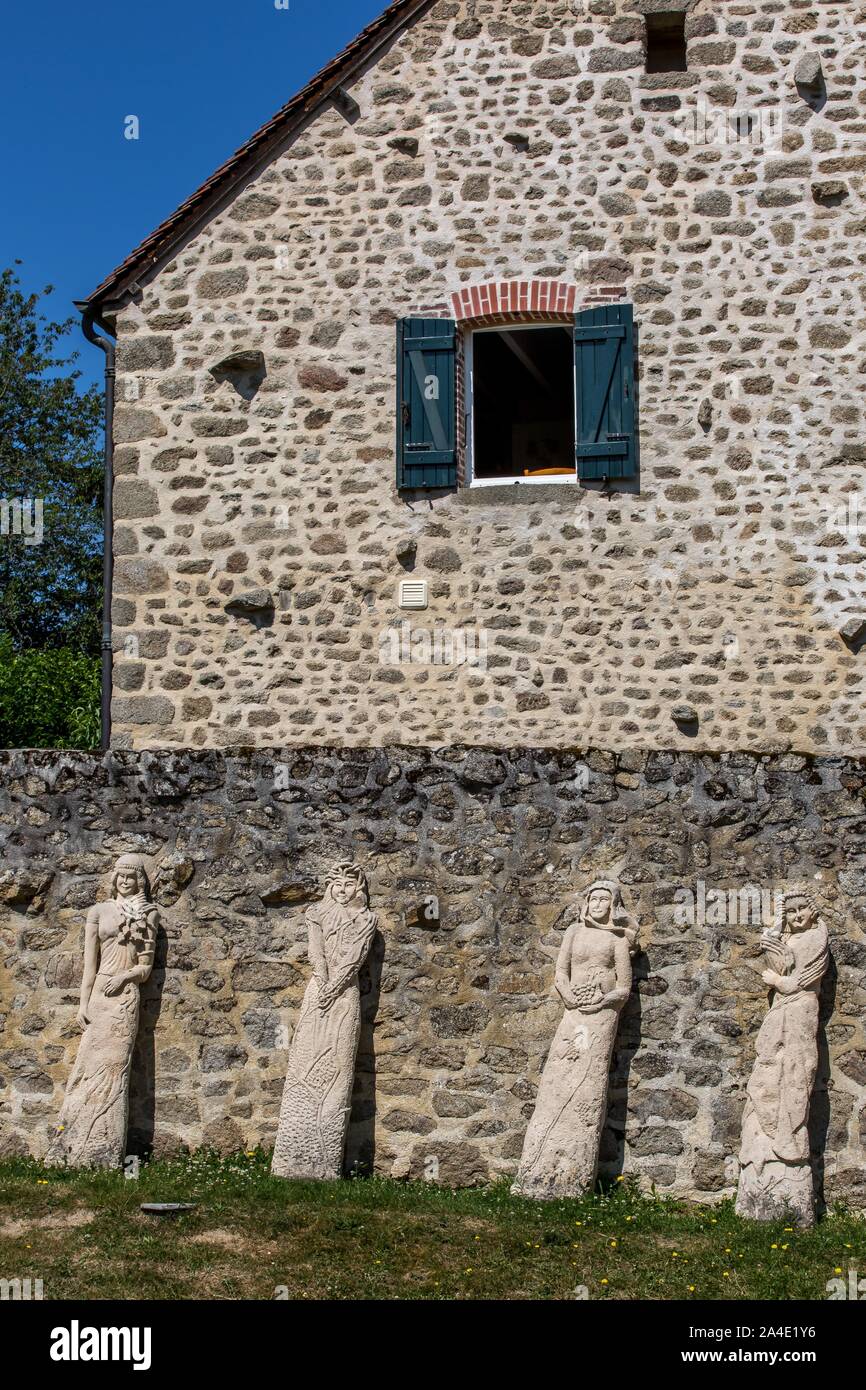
[{"xmin": 0, "ymin": 746, "xmax": 864, "ymax": 1206}]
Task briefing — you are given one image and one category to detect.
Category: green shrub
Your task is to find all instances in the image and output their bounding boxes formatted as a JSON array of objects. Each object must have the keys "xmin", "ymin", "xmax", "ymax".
[{"xmin": 0, "ymin": 635, "xmax": 100, "ymax": 749}]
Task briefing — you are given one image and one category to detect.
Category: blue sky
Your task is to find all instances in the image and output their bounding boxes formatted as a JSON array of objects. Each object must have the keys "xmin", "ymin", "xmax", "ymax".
[{"xmin": 2, "ymin": 0, "xmax": 386, "ymax": 386}]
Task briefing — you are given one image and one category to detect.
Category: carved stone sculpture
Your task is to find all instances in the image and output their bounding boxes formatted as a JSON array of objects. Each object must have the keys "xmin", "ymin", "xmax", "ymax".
[
  {"xmin": 513, "ymin": 879, "xmax": 638, "ymax": 1200},
  {"xmin": 272, "ymin": 861, "xmax": 377, "ymax": 1181},
  {"xmin": 736, "ymin": 889, "xmax": 829, "ymax": 1227},
  {"xmin": 47, "ymin": 854, "xmax": 158, "ymax": 1168}
]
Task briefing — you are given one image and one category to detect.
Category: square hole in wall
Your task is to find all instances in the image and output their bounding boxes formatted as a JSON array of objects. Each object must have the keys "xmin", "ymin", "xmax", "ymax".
[{"xmin": 645, "ymin": 12, "xmax": 688, "ymax": 73}]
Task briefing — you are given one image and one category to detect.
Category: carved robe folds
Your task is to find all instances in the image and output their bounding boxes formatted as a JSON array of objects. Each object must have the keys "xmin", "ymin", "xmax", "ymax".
[
  {"xmin": 514, "ymin": 881, "xmax": 638, "ymax": 1200},
  {"xmin": 736, "ymin": 892, "xmax": 829, "ymax": 1227},
  {"xmin": 47, "ymin": 855, "xmax": 157, "ymax": 1169},
  {"xmin": 272, "ymin": 862, "xmax": 376, "ymax": 1181}
]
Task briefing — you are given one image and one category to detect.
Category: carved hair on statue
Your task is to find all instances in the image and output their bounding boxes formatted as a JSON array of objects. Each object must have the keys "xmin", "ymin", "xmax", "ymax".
[
  {"xmin": 775, "ymin": 886, "xmax": 819, "ymax": 933},
  {"xmin": 579, "ymin": 878, "xmax": 640, "ymax": 955},
  {"xmin": 110, "ymin": 853, "xmax": 151, "ymax": 900},
  {"xmin": 324, "ymin": 859, "xmax": 369, "ymax": 901}
]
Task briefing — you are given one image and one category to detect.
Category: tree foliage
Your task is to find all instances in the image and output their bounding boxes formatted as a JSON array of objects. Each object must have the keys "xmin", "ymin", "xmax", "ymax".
[
  {"xmin": 0, "ymin": 635, "xmax": 100, "ymax": 749},
  {"xmin": 0, "ymin": 265, "xmax": 103, "ymax": 655}
]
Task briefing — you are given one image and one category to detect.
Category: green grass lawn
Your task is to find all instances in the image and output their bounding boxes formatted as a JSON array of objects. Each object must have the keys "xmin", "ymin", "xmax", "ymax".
[{"xmin": 0, "ymin": 1153, "xmax": 862, "ymax": 1301}]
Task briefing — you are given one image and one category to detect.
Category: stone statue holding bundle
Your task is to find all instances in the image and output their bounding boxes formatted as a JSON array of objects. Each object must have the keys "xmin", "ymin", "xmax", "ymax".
[
  {"xmin": 47, "ymin": 854, "xmax": 158, "ymax": 1168},
  {"xmin": 514, "ymin": 879, "xmax": 638, "ymax": 1200},
  {"xmin": 736, "ymin": 888, "xmax": 829, "ymax": 1226},
  {"xmin": 272, "ymin": 860, "xmax": 377, "ymax": 1181}
]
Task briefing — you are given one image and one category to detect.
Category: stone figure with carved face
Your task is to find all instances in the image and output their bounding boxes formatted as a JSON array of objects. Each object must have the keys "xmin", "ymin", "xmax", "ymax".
[
  {"xmin": 272, "ymin": 861, "xmax": 377, "ymax": 1181},
  {"xmin": 736, "ymin": 889, "xmax": 829, "ymax": 1226},
  {"xmin": 513, "ymin": 879, "xmax": 638, "ymax": 1200},
  {"xmin": 47, "ymin": 854, "xmax": 157, "ymax": 1168}
]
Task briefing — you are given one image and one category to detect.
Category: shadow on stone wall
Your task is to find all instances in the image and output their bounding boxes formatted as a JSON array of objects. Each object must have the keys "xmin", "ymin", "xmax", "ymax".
[
  {"xmin": 810, "ymin": 949, "xmax": 838, "ymax": 1221},
  {"xmin": 128, "ymin": 923, "xmax": 170, "ymax": 1158},
  {"xmin": 345, "ymin": 926, "xmax": 385, "ymax": 1177},
  {"xmin": 600, "ymin": 946, "xmax": 646, "ymax": 1184}
]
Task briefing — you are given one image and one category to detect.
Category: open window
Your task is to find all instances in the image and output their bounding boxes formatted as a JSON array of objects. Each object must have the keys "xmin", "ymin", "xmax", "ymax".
[
  {"xmin": 396, "ymin": 305, "xmax": 636, "ymax": 490},
  {"xmin": 470, "ymin": 326, "xmax": 575, "ymax": 482}
]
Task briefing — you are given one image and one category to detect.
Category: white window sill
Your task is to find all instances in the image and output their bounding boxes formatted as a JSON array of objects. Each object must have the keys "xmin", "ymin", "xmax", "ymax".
[{"xmin": 468, "ymin": 475, "xmax": 578, "ymax": 487}]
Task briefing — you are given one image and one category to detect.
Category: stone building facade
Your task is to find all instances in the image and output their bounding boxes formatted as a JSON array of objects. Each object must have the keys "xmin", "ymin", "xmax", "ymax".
[
  {"xmin": 85, "ymin": 0, "xmax": 866, "ymax": 754},
  {"xmin": 4, "ymin": 2, "xmax": 863, "ymax": 1202},
  {"xmin": 1, "ymin": 747, "xmax": 864, "ymax": 1206}
]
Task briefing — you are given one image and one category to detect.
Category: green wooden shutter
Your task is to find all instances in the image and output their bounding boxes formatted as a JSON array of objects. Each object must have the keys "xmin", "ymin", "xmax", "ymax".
[
  {"xmin": 396, "ymin": 317, "xmax": 457, "ymax": 489},
  {"xmin": 574, "ymin": 303, "xmax": 636, "ymax": 481}
]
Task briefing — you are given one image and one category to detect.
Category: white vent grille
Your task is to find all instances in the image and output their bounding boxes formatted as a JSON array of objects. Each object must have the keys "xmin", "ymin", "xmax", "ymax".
[{"xmin": 398, "ymin": 579, "xmax": 428, "ymax": 610}]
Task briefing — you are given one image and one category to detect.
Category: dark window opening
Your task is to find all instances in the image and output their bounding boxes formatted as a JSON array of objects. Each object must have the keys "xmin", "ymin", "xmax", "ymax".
[
  {"xmin": 645, "ymin": 12, "xmax": 688, "ymax": 74},
  {"xmin": 472, "ymin": 327, "xmax": 575, "ymax": 481}
]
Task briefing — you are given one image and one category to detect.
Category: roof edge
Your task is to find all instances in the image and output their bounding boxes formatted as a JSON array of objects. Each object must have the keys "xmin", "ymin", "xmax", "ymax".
[{"xmin": 82, "ymin": 0, "xmax": 432, "ymax": 313}]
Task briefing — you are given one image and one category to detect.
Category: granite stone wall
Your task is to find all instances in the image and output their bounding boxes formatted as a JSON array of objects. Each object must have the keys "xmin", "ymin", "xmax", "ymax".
[
  {"xmin": 105, "ymin": 0, "xmax": 866, "ymax": 753},
  {"xmin": 1, "ymin": 746, "xmax": 864, "ymax": 1207}
]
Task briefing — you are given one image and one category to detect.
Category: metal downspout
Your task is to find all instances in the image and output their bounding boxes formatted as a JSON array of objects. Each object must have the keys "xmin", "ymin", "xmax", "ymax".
[{"xmin": 75, "ymin": 302, "xmax": 115, "ymax": 751}]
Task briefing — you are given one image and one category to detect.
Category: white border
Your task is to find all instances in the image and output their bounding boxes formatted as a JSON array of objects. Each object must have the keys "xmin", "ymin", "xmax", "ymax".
[{"xmin": 466, "ymin": 323, "xmax": 577, "ymax": 487}]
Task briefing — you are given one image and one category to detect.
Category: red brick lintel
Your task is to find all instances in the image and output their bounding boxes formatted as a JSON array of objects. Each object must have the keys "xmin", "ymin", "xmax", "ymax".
[
  {"xmin": 413, "ymin": 279, "xmax": 629, "ymax": 325},
  {"xmin": 453, "ymin": 279, "xmax": 576, "ymax": 322}
]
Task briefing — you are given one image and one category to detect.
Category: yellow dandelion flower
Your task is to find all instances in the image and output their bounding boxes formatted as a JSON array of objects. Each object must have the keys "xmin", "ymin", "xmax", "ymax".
[
  {"xmin": 723, "ymin": 1272, "xmax": 730, "ymax": 1278},
  {"xmin": 771, "ymin": 1244, "xmax": 778, "ymax": 1250},
  {"xmin": 600, "ymin": 1278, "xmax": 608, "ymax": 1285}
]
